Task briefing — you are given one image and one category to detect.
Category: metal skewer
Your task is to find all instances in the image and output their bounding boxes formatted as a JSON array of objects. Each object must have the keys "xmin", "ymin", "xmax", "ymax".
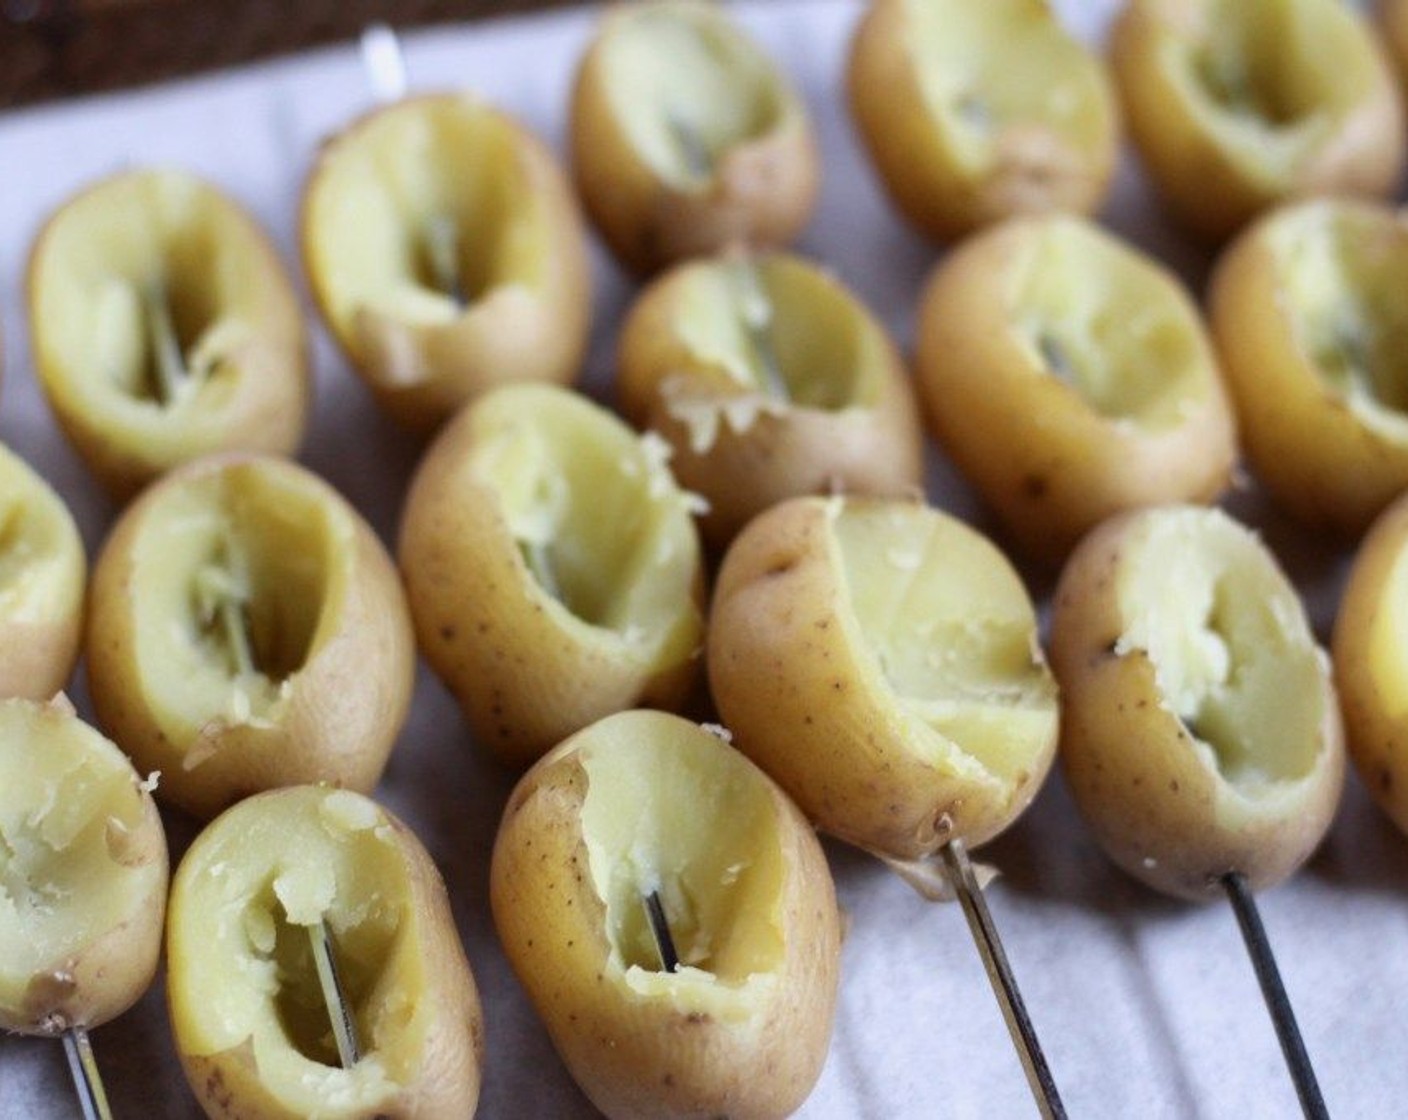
[
  {"xmin": 1221, "ymin": 871, "xmax": 1328, "ymax": 1120},
  {"xmin": 643, "ymin": 889, "xmax": 681, "ymax": 974},
  {"xmin": 62, "ymin": 1026, "xmax": 113, "ymax": 1120},
  {"xmin": 941, "ymin": 839, "xmax": 1066, "ymax": 1120},
  {"xmin": 309, "ymin": 920, "xmax": 362, "ymax": 1068}
]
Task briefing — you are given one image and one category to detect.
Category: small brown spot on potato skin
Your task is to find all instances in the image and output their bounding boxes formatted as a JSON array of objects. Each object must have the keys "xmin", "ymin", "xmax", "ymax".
[
  {"xmin": 1169, "ymin": 780, "xmax": 1180, "ymax": 793},
  {"xmin": 439, "ymin": 624, "xmax": 456, "ymax": 641},
  {"xmin": 1022, "ymin": 474, "xmax": 1048, "ymax": 499}
]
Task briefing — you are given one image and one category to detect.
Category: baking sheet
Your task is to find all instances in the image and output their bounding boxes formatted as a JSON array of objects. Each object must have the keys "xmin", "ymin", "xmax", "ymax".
[{"xmin": 3, "ymin": 2, "xmax": 1406, "ymax": 1117}]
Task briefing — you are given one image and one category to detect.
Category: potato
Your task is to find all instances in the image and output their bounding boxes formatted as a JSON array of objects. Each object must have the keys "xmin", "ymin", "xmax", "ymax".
[
  {"xmin": 1332, "ymin": 491, "xmax": 1408, "ymax": 837},
  {"xmin": 1111, "ymin": 0, "xmax": 1404, "ymax": 242},
  {"xmin": 1210, "ymin": 198, "xmax": 1408, "ymax": 535},
  {"xmin": 0, "ymin": 442, "xmax": 85, "ymax": 701},
  {"xmin": 1384, "ymin": 0, "xmax": 1408, "ymax": 80},
  {"xmin": 1049, "ymin": 505, "xmax": 1344, "ymax": 902},
  {"xmin": 570, "ymin": 0, "xmax": 818, "ymax": 274},
  {"xmin": 87, "ymin": 454, "xmax": 415, "ymax": 819},
  {"xmin": 914, "ymin": 215, "xmax": 1236, "ymax": 563},
  {"xmin": 168, "ymin": 785, "xmax": 483, "ymax": 1119},
  {"xmin": 709, "ymin": 495, "xmax": 1058, "ymax": 862},
  {"xmin": 0, "ymin": 696, "xmax": 167, "ymax": 1036},
  {"xmin": 302, "ymin": 93, "xmax": 592, "ymax": 431},
  {"xmin": 491, "ymin": 709, "xmax": 839, "ymax": 1120},
  {"xmin": 616, "ymin": 251, "xmax": 924, "ymax": 547},
  {"xmin": 27, "ymin": 169, "xmax": 309, "ymax": 501},
  {"xmin": 847, "ymin": 0, "xmax": 1120, "ymax": 243}
]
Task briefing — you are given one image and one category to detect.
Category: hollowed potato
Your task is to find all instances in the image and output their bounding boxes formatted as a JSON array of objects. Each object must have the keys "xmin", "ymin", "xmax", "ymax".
[
  {"xmin": 491, "ymin": 710, "xmax": 839, "ymax": 1120},
  {"xmin": 87, "ymin": 454, "xmax": 415, "ymax": 819},
  {"xmin": 914, "ymin": 215, "xmax": 1236, "ymax": 562},
  {"xmin": 27, "ymin": 169, "xmax": 309, "ymax": 500},
  {"xmin": 1111, "ymin": 0, "xmax": 1404, "ymax": 242},
  {"xmin": 302, "ymin": 93, "xmax": 592, "ymax": 431},
  {"xmin": 847, "ymin": 0, "xmax": 1120, "ymax": 242},
  {"xmin": 1050, "ymin": 506, "xmax": 1343, "ymax": 901},
  {"xmin": 0, "ymin": 697, "xmax": 167, "ymax": 1035},
  {"xmin": 1211, "ymin": 199, "xmax": 1408, "ymax": 534},
  {"xmin": 570, "ymin": 0, "xmax": 818, "ymax": 274},
  {"xmin": 168, "ymin": 786, "xmax": 483, "ymax": 1119},
  {"xmin": 709, "ymin": 496, "xmax": 1058, "ymax": 861},
  {"xmin": 616, "ymin": 252, "xmax": 924, "ymax": 546},
  {"xmin": 399, "ymin": 384, "xmax": 705, "ymax": 767},
  {"xmin": 0, "ymin": 443, "xmax": 85, "ymax": 701}
]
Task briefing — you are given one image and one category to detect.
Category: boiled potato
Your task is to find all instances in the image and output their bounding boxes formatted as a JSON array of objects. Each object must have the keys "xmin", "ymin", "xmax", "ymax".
[
  {"xmin": 28, "ymin": 169, "xmax": 309, "ymax": 500},
  {"xmin": 616, "ymin": 251, "xmax": 924, "ymax": 547},
  {"xmin": 87, "ymin": 454, "xmax": 415, "ymax": 819},
  {"xmin": 303, "ymin": 93, "xmax": 592, "ymax": 431},
  {"xmin": 914, "ymin": 215, "xmax": 1236, "ymax": 562},
  {"xmin": 570, "ymin": 0, "xmax": 818, "ymax": 274},
  {"xmin": 1332, "ymin": 491, "xmax": 1408, "ymax": 837},
  {"xmin": 1111, "ymin": 0, "xmax": 1404, "ymax": 242},
  {"xmin": 0, "ymin": 443, "xmax": 85, "ymax": 701},
  {"xmin": 1384, "ymin": 0, "xmax": 1408, "ymax": 80},
  {"xmin": 0, "ymin": 696, "xmax": 167, "ymax": 1036},
  {"xmin": 168, "ymin": 785, "xmax": 483, "ymax": 1119},
  {"xmin": 1210, "ymin": 198, "xmax": 1408, "ymax": 535},
  {"xmin": 399, "ymin": 384, "xmax": 705, "ymax": 768},
  {"xmin": 1050, "ymin": 505, "xmax": 1344, "ymax": 901},
  {"xmin": 491, "ymin": 709, "xmax": 839, "ymax": 1120},
  {"xmin": 709, "ymin": 495, "xmax": 1058, "ymax": 861},
  {"xmin": 848, "ymin": 0, "xmax": 1120, "ymax": 242}
]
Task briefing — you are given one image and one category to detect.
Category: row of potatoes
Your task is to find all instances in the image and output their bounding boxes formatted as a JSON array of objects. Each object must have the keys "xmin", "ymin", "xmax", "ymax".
[{"xmin": 7, "ymin": 0, "xmax": 1408, "ymax": 1115}]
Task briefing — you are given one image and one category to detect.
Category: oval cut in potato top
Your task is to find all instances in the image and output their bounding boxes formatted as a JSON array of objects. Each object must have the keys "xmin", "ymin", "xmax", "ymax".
[
  {"xmin": 0, "ymin": 697, "xmax": 167, "ymax": 1036},
  {"xmin": 1112, "ymin": 0, "xmax": 1404, "ymax": 242},
  {"xmin": 87, "ymin": 454, "xmax": 415, "ymax": 820},
  {"xmin": 0, "ymin": 443, "xmax": 85, "ymax": 701},
  {"xmin": 709, "ymin": 496, "xmax": 1059, "ymax": 863},
  {"xmin": 848, "ymin": 0, "xmax": 1119, "ymax": 242},
  {"xmin": 915, "ymin": 215, "xmax": 1236, "ymax": 562},
  {"xmin": 571, "ymin": 0, "xmax": 818, "ymax": 274},
  {"xmin": 302, "ymin": 93, "xmax": 592, "ymax": 431},
  {"xmin": 399, "ymin": 383, "xmax": 705, "ymax": 768},
  {"xmin": 28, "ymin": 169, "xmax": 310, "ymax": 501},
  {"xmin": 616, "ymin": 251, "xmax": 924, "ymax": 546},
  {"xmin": 1211, "ymin": 199, "xmax": 1408, "ymax": 534},
  {"xmin": 167, "ymin": 786, "xmax": 483, "ymax": 1119},
  {"xmin": 492, "ymin": 710, "xmax": 840, "ymax": 1120},
  {"xmin": 1050, "ymin": 506, "xmax": 1344, "ymax": 902}
]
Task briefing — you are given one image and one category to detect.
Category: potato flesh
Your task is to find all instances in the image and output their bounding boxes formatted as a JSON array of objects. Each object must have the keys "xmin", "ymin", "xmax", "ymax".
[
  {"xmin": 907, "ymin": 0, "xmax": 1106, "ymax": 168},
  {"xmin": 602, "ymin": 2, "xmax": 785, "ymax": 187},
  {"xmin": 1114, "ymin": 510, "xmax": 1324, "ymax": 793},
  {"xmin": 578, "ymin": 723, "xmax": 784, "ymax": 1014},
  {"xmin": 1009, "ymin": 219, "xmax": 1206, "ymax": 428},
  {"xmin": 832, "ymin": 501, "xmax": 1056, "ymax": 784}
]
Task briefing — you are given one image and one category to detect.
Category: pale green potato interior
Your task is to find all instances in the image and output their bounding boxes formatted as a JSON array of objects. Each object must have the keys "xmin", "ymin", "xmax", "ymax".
[
  {"xmin": 1114, "ymin": 508, "xmax": 1325, "ymax": 794},
  {"xmin": 602, "ymin": 1, "xmax": 788, "ymax": 187},
  {"xmin": 907, "ymin": 0, "xmax": 1109, "ymax": 170},
  {"xmin": 832, "ymin": 501, "xmax": 1057, "ymax": 784},
  {"xmin": 578, "ymin": 715, "xmax": 785, "ymax": 1007},
  {"xmin": 309, "ymin": 97, "xmax": 548, "ymax": 334},
  {"xmin": 34, "ymin": 171, "xmax": 271, "ymax": 418},
  {"xmin": 1272, "ymin": 204, "xmax": 1408, "ymax": 439},
  {"xmin": 171, "ymin": 788, "xmax": 420, "ymax": 1108},
  {"xmin": 0, "ymin": 447, "xmax": 81, "ymax": 624},
  {"xmin": 473, "ymin": 388, "xmax": 698, "ymax": 649},
  {"xmin": 130, "ymin": 464, "xmax": 345, "ymax": 738},
  {"xmin": 0, "ymin": 702, "xmax": 155, "ymax": 1018},
  {"xmin": 1010, "ymin": 218, "xmax": 1210, "ymax": 429}
]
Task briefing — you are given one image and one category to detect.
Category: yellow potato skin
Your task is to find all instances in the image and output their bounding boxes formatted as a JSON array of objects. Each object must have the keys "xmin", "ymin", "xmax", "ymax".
[
  {"xmin": 1111, "ymin": 0, "xmax": 1405, "ymax": 243},
  {"xmin": 1209, "ymin": 200, "xmax": 1408, "ymax": 536},
  {"xmin": 847, "ymin": 0, "xmax": 1120, "ymax": 243},
  {"xmin": 616, "ymin": 253, "xmax": 924, "ymax": 547},
  {"xmin": 87, "ymin": 454, "xmax": 415, "ymax": 820},
  {"xmin": 491, "ymin": 711, "xmax": 839, "ymax": 1120},
  {"xmin": 1049, "ymin": 510, "xmax": 1344, "ymax": 901},
  {"xmin": 570, "ymin": 1, "xmax": 818, "ymax": 275}
]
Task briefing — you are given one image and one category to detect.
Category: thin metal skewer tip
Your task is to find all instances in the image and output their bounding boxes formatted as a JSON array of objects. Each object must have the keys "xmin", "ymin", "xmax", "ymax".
[
  {"xmin": 644, "ymin": 889, "xmax": 680, "ymax": 973},
  {"xmin": 309, "ymin": 919, "xmax": 362, "ymax": 1068},
  {"xmin": 63, "ymin": 1026, "xmax": 113, "ymax": 1120},
  {"xmin": 361, "ymin": 23, "xmax": 409, "ymax": 104},
  {"xmin": 941, "ymin": 839, "xmax": 1066, "ymax": 1120},
  {"xmin": 1221, "ymin": 871, "xmax": 1328, "ymax": 1120}
]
